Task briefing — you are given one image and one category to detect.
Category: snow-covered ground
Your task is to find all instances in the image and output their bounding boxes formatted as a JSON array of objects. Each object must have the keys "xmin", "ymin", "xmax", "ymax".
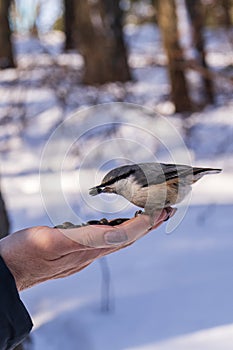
[{"xmin": 0, "ymin": 23, "xmax": 233, "ymax": 349}]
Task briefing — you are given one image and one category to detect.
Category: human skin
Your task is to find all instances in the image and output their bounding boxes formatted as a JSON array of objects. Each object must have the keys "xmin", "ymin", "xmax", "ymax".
[{"xmin": 0, "ymin": 208, "xmax": 176, "ymax": 291}]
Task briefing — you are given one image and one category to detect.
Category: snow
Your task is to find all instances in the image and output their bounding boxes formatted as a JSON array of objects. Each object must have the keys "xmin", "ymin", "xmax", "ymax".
[
  {"xmin": 19, "ymin": 205, "xmax": 233, "ymax": 350},
  {"xmin": 130, "ymin": 324, "xmax": 233, "ymax": 350},
  {"xmin": 0, "ymin": 21, "xmax": 233, "ymax": 349}
]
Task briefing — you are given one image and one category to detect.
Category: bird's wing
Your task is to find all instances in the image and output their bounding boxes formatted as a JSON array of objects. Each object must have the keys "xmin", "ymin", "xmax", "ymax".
[
  {"xmin": 100, "ymin": 163, "xmax": 194, "ymax": 188},
  {"xmin": 98, "ymin": 163, "xmax": 221, "ymax": 189},
  {"xmin": 136, "ymin": 163, "xmax": 221, "ymax": 187},
  {"xmin": 135, "ymin": 163, "xmax": 195, "ymax": 187}
]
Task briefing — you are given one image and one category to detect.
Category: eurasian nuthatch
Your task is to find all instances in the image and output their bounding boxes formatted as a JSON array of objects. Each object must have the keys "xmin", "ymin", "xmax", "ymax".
[{"xmin": 89, "ymin": 163, "xmax": 222, "ymax": 217}]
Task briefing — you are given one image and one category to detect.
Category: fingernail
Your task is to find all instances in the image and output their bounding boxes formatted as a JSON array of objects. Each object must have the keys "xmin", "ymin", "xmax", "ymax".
[
  {"xmin": 153, "ymin": 211, "xmax": 167, "ymax": 225},
  {"xmin": 163, "ymin": 208, "xmax": 177, "ymax": 221},
  {"xmin": 104, "ymin": 230, "xmax": 128, "ymax": 245},
  {"xmin": 170, "ymin": 208, "xmax": 177, "ymax": 217}
]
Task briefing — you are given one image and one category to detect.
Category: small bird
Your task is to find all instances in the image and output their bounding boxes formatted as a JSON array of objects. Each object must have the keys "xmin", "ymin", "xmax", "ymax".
[{"xmin": 89, "ymin": 163, "xmax": 222, "ymax": 217}]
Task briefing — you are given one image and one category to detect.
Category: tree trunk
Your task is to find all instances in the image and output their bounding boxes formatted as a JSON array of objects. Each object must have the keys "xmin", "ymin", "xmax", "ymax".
[
  {"xmin": 0, "ymin": 189, "xmax": 10, "ymax": 239},
  {"xmin": 64, "ymin": 0, "xmax": 76, "ymax": 50},
  {"xmin": 0, "ymin": 0, "xmax": 15, "ymax": 69},
  {"xmin": 157, "ymin": 0, "xmax": 192, "ymax": 113},
  {"xmin": 221, "ymin": 0, "xmax": 232, "ymax": 28},
  {"xmin": 74, "ymin": 0, "xmax": 131, "ymax": 84},
  {"xmin": 185, "ymin": 0, "xmax": 214, "ymax": 105}
]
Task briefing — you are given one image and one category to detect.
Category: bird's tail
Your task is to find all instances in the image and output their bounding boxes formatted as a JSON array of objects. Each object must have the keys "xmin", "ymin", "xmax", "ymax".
[
  {"xmin": 192, "ymin": 167, "xmax": 222, "ymax": 182},
  {"xmin": 89, "ymin": 186, "xmax": 103, "ymax": 196}
]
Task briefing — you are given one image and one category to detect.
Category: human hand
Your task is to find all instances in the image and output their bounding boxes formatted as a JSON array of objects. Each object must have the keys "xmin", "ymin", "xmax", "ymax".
[{"xmin": 0, "ymin": 208, "xmax": 176, "ymax": 291}]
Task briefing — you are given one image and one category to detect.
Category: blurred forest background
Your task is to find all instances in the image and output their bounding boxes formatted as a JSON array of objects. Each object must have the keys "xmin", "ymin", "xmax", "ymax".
[
  {"xmin": 0, "ymin": 0, "xmax": 233, "ymax": 349},
  {"xmin": 1, "ymin": 0, "xmax": 233, "ymax": 109}
]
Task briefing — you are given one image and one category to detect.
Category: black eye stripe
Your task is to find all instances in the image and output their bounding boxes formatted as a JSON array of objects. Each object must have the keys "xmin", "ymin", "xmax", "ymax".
[{"xmin": 100, "ymin": 169, "xmax": 136, "ymax": 187}]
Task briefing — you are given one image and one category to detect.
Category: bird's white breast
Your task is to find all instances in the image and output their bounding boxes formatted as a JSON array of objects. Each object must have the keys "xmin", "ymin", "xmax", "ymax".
[{"xmin": 115, "ymin": 175, "xmax": 142, "ymax": 201}]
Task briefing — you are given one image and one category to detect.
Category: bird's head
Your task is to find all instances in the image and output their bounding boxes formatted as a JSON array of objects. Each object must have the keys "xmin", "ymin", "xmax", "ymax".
[{"xmin": 89, "ymin": 165, "xmax": 137, "ymax": 197}]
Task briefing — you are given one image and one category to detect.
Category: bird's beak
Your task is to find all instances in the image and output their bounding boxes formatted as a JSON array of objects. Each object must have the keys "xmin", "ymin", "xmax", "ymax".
[
  {"xmin": 89, "ymin": 187, "xmax": 102, "ymax": 196},
  {"xmin": 89, "ymin": 186, "xmax": 115, "ymax": 196}
]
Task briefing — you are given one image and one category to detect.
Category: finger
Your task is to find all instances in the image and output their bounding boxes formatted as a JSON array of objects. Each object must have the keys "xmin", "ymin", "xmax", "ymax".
[
  {"xmin": 162, "ymin": 207, "xmax": 177, "ymax": 221},
  {"xmin": 59, "ymin": 209, "xmax": 169, "ymax": 249},
  {"xmin": 105, "ymin": 208, "xmax": 177, "ymax": 251},
  {"xmin": 106, "ymin": 210, "xmax": 167, "ymax": 249},
  {"xmin": 58, "ymin": 224, "xmax": 128, "ymax": 249}
]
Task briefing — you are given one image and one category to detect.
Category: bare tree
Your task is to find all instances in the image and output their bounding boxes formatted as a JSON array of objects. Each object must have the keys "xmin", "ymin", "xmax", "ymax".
[
  {"xmin": 156, "ymin": 0, "xmax": 192, "ymax": 112},
  {"xmin": 99, "ymin": 257, "xmax": 112, "ymax": 312},
  {"xmin": 73, "ymin": 0, "xmax": 131, "ymax": 84},
  {"xmin": 0, "ymin": 0, "xmax": 15, "ymax": 69},
  {"xmin": 185, "ymin": 0, "xmax": 214, "ymax": 105},
  {"xmin": 64, "ymin": 0, "xmax": 76, "ymax": 50},
  {"xmin": 218, "ymin": 0, "xmax": 232, "ymax": 28},
  {"xmin": 0, "ymin": 189, "xmax": 10, "ymax": 239}
]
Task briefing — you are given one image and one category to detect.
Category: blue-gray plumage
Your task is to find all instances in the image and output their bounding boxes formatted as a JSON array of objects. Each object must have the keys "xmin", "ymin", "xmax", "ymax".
[{"xmin": 89, "ymin": 163, "xmax": 222, "ymax": 215}]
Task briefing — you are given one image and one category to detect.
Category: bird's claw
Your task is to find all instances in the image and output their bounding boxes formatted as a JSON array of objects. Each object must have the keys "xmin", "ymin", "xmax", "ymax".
[{"xmin": 134, "ymin": 210, "xmax": 144, "ymax": 217}]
